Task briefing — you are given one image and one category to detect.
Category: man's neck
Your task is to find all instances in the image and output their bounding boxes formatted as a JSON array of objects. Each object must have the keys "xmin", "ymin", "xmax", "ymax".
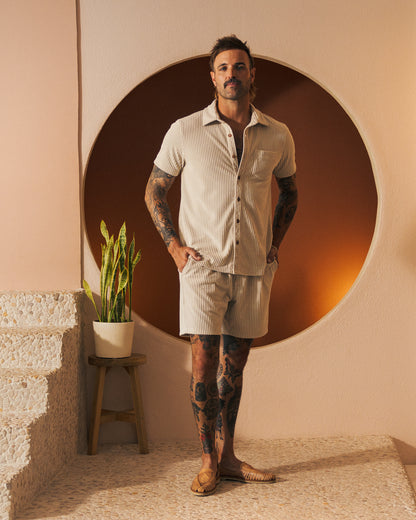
[{"xmin": 216, "ymin": 97, "xmax": 251, "ymax": 128}]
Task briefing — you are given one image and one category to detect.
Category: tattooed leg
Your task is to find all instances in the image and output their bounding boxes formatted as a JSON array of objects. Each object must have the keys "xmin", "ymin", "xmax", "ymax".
[
  {"xmin": 190, "ymin": 334, "xmax": 221, "ymax": 471},
  {"xmin": 216, "ymin": 335, "xmax": 252, "ymax": 464}
]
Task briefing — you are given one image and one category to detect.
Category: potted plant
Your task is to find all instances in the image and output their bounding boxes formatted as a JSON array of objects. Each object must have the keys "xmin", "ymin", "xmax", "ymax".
[{"xmin": 83, "ymin": 220, "xmax": 141, "ymax": 358}]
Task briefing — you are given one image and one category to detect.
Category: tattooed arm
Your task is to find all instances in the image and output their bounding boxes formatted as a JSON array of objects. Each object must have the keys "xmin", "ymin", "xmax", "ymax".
[
  {"xmin": 145, "ymin": 164, "xmax": 201, "ymax": 271},
  {"xmin": 267, "ymin": 173, "xmax": 298, "ymax": 263}
]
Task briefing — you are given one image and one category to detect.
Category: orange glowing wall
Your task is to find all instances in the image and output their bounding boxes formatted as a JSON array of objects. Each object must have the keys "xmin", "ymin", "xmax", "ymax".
[{"xmin": 84, "ymin": 57, "xmax": 377, "ymax": 345}]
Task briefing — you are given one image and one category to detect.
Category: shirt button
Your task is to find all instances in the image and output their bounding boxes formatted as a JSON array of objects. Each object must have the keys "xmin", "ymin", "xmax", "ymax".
[
  {"xmin": 236, "ymin": 219, "xmax": 240, "ymax": 223},
  {"xmin": 236, "ymin": 240, "xmax": 239, "ymax": 245},
  {"xmin": 228, "ymin": 133, "xmax": 232, "ymax": 137},
  {"xmin": 237, "ymin": 197, "xmax": 241, "ymax": 202},
  {"xmin": 232, "ymin": 154, "xmax": 237, "ymax": 159},
  {"xmin": 237, "ymin": 176, "xmax": 241, "ymax": 180}
]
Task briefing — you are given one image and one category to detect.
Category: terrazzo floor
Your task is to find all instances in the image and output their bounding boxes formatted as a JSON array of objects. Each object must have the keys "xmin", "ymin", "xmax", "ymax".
[{"xmin": 17, "ymin": 436, "xmax": 416, "ymax": 520}]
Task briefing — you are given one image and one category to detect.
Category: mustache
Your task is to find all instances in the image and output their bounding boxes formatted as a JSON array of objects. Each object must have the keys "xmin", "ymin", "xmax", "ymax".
[{"xmin": 224, "ymin": 78, "xmax": 241, "ymax": 88}]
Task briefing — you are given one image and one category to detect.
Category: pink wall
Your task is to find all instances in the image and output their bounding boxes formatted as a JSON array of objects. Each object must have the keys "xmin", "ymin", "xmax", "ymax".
[
  {"xmin": 80, "ymin": 0, "xmax": 416, "ymax": 462},
  {"xmin": 3, "ymin": 1, "xmax": 416, "ymax": 463},
  {"xmin": 0, "ymin": 1, "xmax": 80, "ymax": 290}
]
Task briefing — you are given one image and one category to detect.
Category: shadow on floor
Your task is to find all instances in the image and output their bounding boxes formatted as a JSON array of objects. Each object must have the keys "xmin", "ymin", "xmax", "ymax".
[{"xmin": 273, "ymin": 446, "xmax": 397, "ymax": 476}]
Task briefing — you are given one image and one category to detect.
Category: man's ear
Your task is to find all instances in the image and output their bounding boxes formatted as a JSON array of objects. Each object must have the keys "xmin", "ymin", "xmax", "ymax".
[
  {"xmin": 250, "ymin": 67, "xmax": 256, "ymax": 84},
  {"xmin": 210, "ymin": 70, "xmax": 216, "ymax": 87}
]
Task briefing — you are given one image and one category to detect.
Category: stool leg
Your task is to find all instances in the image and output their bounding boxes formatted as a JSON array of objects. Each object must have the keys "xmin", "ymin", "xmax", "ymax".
[
  {"xmin": 88, "ymin": 366, "xmax": 106, "ymax": 455},
  {"xmin": 127, "ymin": 365, "xmax": 149, "ymax": 454}
]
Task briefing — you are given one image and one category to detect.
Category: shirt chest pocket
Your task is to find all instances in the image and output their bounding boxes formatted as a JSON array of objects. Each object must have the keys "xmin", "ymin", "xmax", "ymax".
[{"xmin": 250, "ymin": 150, "xmax": 280, "ymax": 181}]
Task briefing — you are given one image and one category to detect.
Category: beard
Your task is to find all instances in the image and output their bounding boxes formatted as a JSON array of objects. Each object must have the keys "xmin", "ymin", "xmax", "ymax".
[{"xmin": 216, "ymin": 78, "xmax": 251, "ymax": 101}]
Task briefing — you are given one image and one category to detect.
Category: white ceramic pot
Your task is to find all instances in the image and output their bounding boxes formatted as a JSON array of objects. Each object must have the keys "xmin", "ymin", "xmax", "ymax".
[{"xmin": 93, "ymin": 321, "xmax": 134, "ymax": 358}]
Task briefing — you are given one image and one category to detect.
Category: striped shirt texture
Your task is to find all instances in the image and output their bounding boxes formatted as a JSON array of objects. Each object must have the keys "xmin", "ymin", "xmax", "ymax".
[{"xmin": 154, "ymin": 100, "xmax": 296, "ymax": 276}]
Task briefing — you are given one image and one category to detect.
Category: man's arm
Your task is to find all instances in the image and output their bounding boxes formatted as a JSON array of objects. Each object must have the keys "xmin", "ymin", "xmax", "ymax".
[
  {"xmin": 145, "ymin": 164, "xmax": 201, "ymax": 271},
  {"xmin": 267, "ymin": 173, "xmax": 298, "ymax": 263}
]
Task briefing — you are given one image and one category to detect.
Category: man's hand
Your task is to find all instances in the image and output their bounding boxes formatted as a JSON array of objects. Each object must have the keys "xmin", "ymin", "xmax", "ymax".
[
  {"xmin": 168, "ymin": 238, "xmax": 202, "ymax": 272},
  {"xmin": 267, "ymin": 245, "xmax": 279, "ymax": 264}
]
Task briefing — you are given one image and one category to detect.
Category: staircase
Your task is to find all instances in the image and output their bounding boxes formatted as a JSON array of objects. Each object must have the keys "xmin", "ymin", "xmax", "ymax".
[{"xmin": 0, "ymin": 291, "xmax": 85, "ymax": 520}]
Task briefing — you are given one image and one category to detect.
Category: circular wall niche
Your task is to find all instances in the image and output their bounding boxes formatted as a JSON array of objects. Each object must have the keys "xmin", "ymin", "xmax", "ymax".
[{"xmin": 84, "ymin": 56, "xmax": 377, "ymax": 346}]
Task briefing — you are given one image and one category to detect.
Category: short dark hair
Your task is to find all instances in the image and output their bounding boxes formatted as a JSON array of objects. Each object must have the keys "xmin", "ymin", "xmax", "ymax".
[{"xmin": 209, "ymin": 35, "xmax": 255, "ymax": 71}]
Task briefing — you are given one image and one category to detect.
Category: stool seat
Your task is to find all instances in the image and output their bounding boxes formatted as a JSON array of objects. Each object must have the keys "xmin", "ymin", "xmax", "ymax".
[
  {"xmin": 88, "ymin": 353, "xmax": 149, "ymax": 455},
  {"xmin": 88, "ymin": 353, "xmax": 147, "ymax": 368}
]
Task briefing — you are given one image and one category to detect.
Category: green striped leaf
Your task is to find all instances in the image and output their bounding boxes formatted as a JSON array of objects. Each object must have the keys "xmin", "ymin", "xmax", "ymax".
[
  {"xmin": 109, "ymin": 267, "xmax": 129, "ymax": 322},
  {"xmin": 100, "ymin": 220, "xmax": 110, "ymax": 244},
  {"xmin": 101, "ymin": 237, "xmax": 114, "ymax": 321},
  {"xmin": 82, "ymin": 280, "xmax": 100, "ymax": 321},
  {"xmin": 118, "ymin": 222, "xmax": 127, "ymax": 271},
  {"xmin": 108, "ymin": 255, "xmax": 120, "ymax": 319}
]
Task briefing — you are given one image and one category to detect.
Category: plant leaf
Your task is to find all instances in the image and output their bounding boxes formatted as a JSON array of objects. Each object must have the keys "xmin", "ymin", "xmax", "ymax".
[
  {"xmin": 82, "ymin": 280, "xmax": 100, "ymax": 321},
  {"xmin": 108, "ymin": 255, "xmax": 120, "ymax": 318},
  {"xmin": 109, "ymin": 267, "xmax": 129, "ymax": 322},
  {"xmin": 113, "ymin": 237, "xmax": 119, "ymax": 266},
  {"xmin": 101, "ymin": 237, "xmax": 114, "ymax": 321},
  {"xmin": 118, "ymin": 267, "xmax": 129, "ymax": 292},
  {"xmin": 132, "ymin": 249, "xmax": 141, "ymax": 268},
  {"xmin": 112, "ymin": 292, "xmax": 124, "ymax": 322},
  {"xmin": 100, "ymin": 220, "xmax": 110, "ymax": 245},
  {"xmin": 118, "ymin": 222, "xmax": 127, "ymax": 270}
]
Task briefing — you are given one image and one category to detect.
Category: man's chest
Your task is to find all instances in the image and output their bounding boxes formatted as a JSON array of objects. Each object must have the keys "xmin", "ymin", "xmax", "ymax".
[{"xmin": 182, "ymin": 125, "xmax": 281, "ymax": 181}]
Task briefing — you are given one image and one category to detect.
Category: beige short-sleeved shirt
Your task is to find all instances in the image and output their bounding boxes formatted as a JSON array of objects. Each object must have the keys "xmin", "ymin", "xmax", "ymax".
[{"xmin": 154, "ymin": 100, "xmax": 296, "ymax": 276}]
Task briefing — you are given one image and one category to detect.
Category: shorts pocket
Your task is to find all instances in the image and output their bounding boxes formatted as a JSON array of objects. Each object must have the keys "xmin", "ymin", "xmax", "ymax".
[
  {"xmin": 266, "ymin": 259, "xmax": 279, "ymax": 275},
  {"xmin": 179, "ymin": 256, "xmax": 196, "ymax": 275}
]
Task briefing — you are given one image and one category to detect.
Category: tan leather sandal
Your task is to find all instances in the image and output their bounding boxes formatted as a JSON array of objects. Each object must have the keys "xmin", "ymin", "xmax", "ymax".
[
  {"xmin": 220, "ymin": 462, "xmax": 276, "ymax": 483},
  {"xmin": 191, "ymin": 468, "xmax": 220, "ymax": 496}
]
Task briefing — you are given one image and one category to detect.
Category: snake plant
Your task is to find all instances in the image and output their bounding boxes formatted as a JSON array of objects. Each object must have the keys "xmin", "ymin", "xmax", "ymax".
[{"xmin": 83, "ymin": 220, "xmax": 141, "ymax": 322}]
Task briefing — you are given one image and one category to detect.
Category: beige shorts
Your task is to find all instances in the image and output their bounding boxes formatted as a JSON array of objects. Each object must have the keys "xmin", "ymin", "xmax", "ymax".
[{"xmin": 179, "ymin": 258, "xmax": 278, "ymax": 338}]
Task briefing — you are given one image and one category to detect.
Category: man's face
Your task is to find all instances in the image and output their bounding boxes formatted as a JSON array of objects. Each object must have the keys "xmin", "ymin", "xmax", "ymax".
[{"xmin": 210, "ymin": 49, "xmax": 255, "ymax": 102}]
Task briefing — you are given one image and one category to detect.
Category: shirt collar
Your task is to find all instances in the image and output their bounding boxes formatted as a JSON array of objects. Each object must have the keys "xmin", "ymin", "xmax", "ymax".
[{"xmin": 202, "ymin": 99, "xmax": 269, "ymax": 127}]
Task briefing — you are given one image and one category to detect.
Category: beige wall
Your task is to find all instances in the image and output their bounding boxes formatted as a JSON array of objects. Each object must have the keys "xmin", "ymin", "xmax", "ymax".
[
  {"xmin": 1, "ymin": 1, "xmax": 80, "ymax": 290},
  {"xmin": 80, "ymin": 0, "xmax": 416, "ymax": 461},
  {"xmin": 7, "ymin": 1, "xmax": 414, "ymax": 460}
]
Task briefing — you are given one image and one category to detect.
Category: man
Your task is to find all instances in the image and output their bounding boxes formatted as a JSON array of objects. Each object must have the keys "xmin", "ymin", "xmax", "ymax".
[{"xmin": 145, "ymin": 35, "xmax": 298, "ymax": 496}]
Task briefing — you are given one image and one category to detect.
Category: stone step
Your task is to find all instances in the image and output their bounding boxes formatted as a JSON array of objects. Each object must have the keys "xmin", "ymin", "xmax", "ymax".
[
  {"xmin": 0, "ymin": 291, "xmax": 82, "ymax": 329},
  {"xmin": 0, "ymin": 465, "xmax": 26, "ymax": 520},
  {"xmin": 0, "ymin": 396, "xmax": 83, "ymax": 518},
  {"xmin": 0, "ymin": 413, "xmax": 39, "ymax": 466},
  {"xmin": 0, "ymin": 291, "xmax": 84, "ymax": 519},
  {"xmin": 0, "ymin": 369, "xmax": 55, "ymax": 414},
  {"xmin": 0, "ymin": 327, "xmax": 71, "ymax": 370}
]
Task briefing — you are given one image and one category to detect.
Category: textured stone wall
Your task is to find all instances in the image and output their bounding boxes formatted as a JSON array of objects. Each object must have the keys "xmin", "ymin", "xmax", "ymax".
[{"xmin": 0, "ymin": 290, "xmax": 86, "ymax": 518}]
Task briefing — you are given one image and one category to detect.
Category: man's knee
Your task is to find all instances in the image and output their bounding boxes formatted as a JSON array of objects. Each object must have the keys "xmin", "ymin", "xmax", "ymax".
[
  {"xmin": 222, "ymin": 335, "xmax": 252, "ymax": 370},
  {"xmin": 191, "ymin": 334, "xmax": 220, "ymax": 378}
]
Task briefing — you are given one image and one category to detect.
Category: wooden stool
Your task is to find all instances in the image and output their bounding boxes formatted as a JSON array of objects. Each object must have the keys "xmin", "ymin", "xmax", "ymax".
[{"xmin": 88, "ymin": 353, "xmax": 149, "ymax": 455}]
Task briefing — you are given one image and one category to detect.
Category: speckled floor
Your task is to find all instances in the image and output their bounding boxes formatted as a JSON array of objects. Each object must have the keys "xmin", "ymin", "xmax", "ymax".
[{"xmin": 16, "ymin": 436, "xmax": 416, "ymax": 520}]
